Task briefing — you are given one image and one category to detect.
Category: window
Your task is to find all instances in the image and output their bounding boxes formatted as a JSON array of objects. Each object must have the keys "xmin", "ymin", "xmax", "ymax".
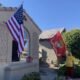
[
  {"xmin": 20, "ymin": 29, "xmax": 30, "ymax": 61},
  {"xmin": 12, "ymin": 29, "xmax": 30, "ymax": 61}
]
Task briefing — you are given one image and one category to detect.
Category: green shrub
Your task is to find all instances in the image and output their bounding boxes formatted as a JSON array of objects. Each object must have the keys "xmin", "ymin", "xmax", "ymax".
[
  {"xmin": 63, "ymin": 29, "xmax": 80, "ymax": 59},
  {"xmin": 58, "ymin": 65, "xmax": 80, "ymax": 78},
  {"xmin": 21, "ymin": 72, "xmax": 41, "ymax": 80},
  {"xmin": 58, "ymin": 65, "xmax": 66, "ymax": 76}
]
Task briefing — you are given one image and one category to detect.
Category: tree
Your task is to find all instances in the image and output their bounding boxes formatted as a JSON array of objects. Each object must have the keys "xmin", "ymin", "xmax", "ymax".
[{"xmin": 63, "ymin": 29, "xmax": 80, "ymax": 59}]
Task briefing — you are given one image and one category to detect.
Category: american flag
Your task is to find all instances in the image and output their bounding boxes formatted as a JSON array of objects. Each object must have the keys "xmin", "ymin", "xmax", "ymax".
[{"xmin": 6, "ymin": 5, "xmax": 24, "ymax": 54}]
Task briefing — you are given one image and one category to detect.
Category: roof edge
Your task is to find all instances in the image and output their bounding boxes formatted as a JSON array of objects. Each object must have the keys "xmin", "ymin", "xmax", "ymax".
[
  {"xmin": 0, "ymin": 6, "xmax": 42, "ymax": 32},
  {"xmin": 0, "ymin": 7, "xmax": 17, "ymax": 11},
  {"xmin": 24, "ymin": 10, "xmax": 42, "ymax": 33}
]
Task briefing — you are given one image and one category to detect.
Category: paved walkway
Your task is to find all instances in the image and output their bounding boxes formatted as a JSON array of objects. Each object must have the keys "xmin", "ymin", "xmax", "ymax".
[
  {"xmin": 0, "ymin": 63, "xmax": 8, "ymax": 80},
  {"xmin": 40, "ymin": 65, "xmax": 57, "ymax": 80}
]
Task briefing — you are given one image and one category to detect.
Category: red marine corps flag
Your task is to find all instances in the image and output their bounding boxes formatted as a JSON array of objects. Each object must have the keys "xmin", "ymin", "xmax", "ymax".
[{"xmin": 50, "ymin": 31, "xmax": 66, "ymax": 57}]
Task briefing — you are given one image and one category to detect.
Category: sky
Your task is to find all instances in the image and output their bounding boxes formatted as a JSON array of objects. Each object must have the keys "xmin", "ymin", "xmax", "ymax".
[{"xmin": 0, "ymin": 0, "xmax": 80, "ymax": 31}]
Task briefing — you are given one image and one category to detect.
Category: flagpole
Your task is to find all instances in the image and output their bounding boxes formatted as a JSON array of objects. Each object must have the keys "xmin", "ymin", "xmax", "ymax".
[
  {"xmin": 17, "ymin": 0, "xmax": 24, "ymax": 8},
  {"xmin": 21, "ymin": 0, "xmax": 24, "ymax": 5}
]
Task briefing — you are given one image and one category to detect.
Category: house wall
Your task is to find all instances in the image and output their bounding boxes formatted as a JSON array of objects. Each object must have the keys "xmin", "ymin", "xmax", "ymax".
[
  {"xmin": 0, "ymin": 9, "xmax": 16, "ymax": 63},
  {"xmin": 4, "ymin": 61, "xmax": 39, "ymax": 80},
  {"xmin": 0, "ymin": 23, "xmax": 12, "ymax": 63},
  {"xmin": 24, "ymin": 12, "xmax": 41, "ymax": 62}
]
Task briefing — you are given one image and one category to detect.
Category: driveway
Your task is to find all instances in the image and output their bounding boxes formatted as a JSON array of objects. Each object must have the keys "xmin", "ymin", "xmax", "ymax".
[
  {"xmin": 40, "ymin": 64, "xmax": 57, "ymax": 80},
  {"xmin": 0, "ymin": 63, "xmax": 8, "ymax": 80}
]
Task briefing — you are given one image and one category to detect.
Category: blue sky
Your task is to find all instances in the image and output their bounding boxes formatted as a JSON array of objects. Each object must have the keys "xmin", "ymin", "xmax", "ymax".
[{"xmin": 0, "ymin": 0, "xmax": 80, "ymax": 31}]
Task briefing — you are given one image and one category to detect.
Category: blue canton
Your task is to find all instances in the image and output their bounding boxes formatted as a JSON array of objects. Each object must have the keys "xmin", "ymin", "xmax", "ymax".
[{"xmin": 14, "ymin": 5, "xmax": 23, "ymax": 24}]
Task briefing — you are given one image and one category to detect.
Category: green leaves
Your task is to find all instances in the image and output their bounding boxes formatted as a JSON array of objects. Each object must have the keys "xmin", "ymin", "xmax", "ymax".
[
  {"xmin": 63, "ymin": 29, "xmax": 80, "ymax": 59},
  {"xmin": 21, "ymin": 72, "xmax": 41, "ymax": 80}
]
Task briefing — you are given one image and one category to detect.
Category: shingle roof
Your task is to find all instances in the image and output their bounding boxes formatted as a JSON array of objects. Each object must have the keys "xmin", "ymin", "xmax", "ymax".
[{"xmin": 39, "ymin": 28, "xmax": 65, "ymax": 39}]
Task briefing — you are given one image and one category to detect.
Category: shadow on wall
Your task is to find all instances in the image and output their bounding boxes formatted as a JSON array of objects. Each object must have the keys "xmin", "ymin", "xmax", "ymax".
[
  {"xmin": 39, "ymin": 49, "xmax": 49, "ymax": 67},
  {"xmin": 42, "ymin": 49, "xmax": 47, "ymax": 62},
  {"xmin": 39, "ymin": 40, "xmax": 52, "ymax": 49}
]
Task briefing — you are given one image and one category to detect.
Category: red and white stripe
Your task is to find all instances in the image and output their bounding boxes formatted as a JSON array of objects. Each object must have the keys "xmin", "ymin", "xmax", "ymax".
[{"xmin": 6, "ymin": 16, "xmax": 24, "ymax": 54}]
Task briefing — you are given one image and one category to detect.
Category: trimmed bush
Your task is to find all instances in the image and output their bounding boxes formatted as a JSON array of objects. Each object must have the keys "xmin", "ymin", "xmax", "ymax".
[
  {"xmin": 58, "ymin": 65, "xmax": 80, "ymax": 78},
  {"xmin": 58, "ymin": 65, "xmax": 66, "ymax": 76},
  {"xmin": 21, "ymin": 72, "xmax": 41, "ymax": 80}
]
